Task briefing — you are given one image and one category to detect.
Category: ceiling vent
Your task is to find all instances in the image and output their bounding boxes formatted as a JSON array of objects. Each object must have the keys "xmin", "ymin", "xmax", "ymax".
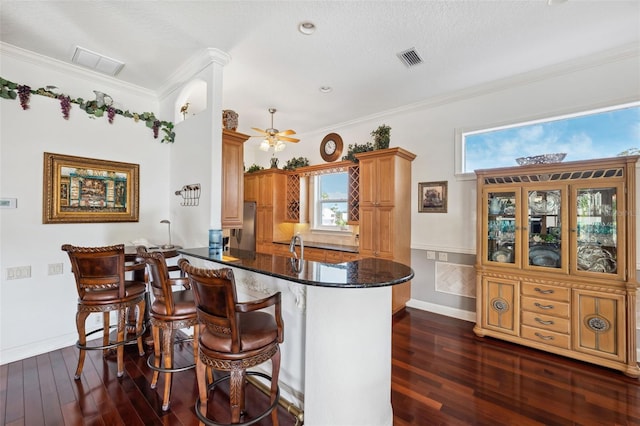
[
  {"xmin": 71, "ymin": 46, "xmax": 125, "ymax": 76},
  {"xmin": 397, "ymin": 47, "xmax": 423, "ymax": 68}
]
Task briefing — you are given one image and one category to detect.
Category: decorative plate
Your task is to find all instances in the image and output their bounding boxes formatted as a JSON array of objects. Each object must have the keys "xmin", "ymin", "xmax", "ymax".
[
  {"xmin": 529, "ymin": 191, "xmax": 560, "ymax": 215},
  {"xmin": 577, "ymin": 244, "xmax": 616, "ymax": 273},
  {"xmin": 492, "ymin": 248, "xmax": 513, "ymax": 263},
  {"xmin": 529, "ymin": 246, "xmax": 560, "ymax": 267},
  {"xmin": 516, "ymin": 153, "xmax": 566, "ymax": 165}
]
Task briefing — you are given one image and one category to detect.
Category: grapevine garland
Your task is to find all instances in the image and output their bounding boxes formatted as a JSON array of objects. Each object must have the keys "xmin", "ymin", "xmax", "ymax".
[{"xmin": 0, "ymin": 77, "xmax": 175, "ymax": 143}]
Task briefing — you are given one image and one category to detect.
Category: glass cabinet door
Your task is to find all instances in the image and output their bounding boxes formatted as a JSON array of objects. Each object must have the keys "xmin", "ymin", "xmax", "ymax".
[
  {"xmin": 572, "ymin": 183, "xmax": 623, "ymax": 279},
  {"xmin": 485, "ymin": 189, "xmax": 519, "ymax": 266},
  {"xmin": 524, "ymin": 187, "xmax": 567, "ymax": 272}
]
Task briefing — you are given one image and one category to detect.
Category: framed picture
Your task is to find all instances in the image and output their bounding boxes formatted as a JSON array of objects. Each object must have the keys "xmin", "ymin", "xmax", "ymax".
[
  {"xmin": 418, "ymin": 181, "xmax": 447, "ymax": 213},
  {"xmin": 43, "ymin": 152, "xmax": 139, "ymax": 223}
]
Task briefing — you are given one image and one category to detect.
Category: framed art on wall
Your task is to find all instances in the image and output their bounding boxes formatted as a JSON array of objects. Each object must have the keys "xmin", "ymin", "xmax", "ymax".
[
  {"xmin": 43, "ymin": 152, "xmax": 139, "ymax": 223},
  {"xmin": 418, "ymin": 181, "xmax": 447, "ymax": 213}
]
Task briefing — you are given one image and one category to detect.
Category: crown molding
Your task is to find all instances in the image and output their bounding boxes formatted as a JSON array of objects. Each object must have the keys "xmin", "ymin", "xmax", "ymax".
[
  {"xmin": 308, "ymin": 43, "xmax": 640, "ymax": 136},
  {"xmin": 157, "ymin": 48, "xmax": 231, "ymax": 100},
  {"xmin": 0, "ymin": 42, "xmax": 156, "ymax": 99}
]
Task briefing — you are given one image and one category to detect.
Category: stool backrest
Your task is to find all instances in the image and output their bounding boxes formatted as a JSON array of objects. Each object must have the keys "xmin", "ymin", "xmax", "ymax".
[
  {"xmin": 136, "ymin": 248, "xmax": 176, "ymax": 314},
  {"xmin": 179, "ymin": 259, "xmax": 242, "ymax": 352},
  {"xmin": 61, "ymin": 244, "xmax": 126, "ymax": 299}
]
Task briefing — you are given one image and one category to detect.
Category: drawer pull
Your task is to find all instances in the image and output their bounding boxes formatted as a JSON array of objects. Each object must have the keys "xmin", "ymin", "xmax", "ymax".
[
  {"xmin": 534, "ymin": 287, "xmax": 554, "ymax": 295},
  {"xmin": 535, "ymin": 317, "xmax": 554, "ymax": 326},
  {"xmin": 534, "ymin": 332, "xmax": 554, "ymax": 341},
  {"xmin": 534, "ymin": 302, "xmax": 554, "ymax": 310}
]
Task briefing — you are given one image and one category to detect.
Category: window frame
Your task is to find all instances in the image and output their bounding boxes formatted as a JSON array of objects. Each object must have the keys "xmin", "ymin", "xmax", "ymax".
[
  {"xmin": 309, "ymin": 172, "xmax": 350, "ymax": 233},
  {"xmin": 455, "ymin": 101, "xmax": 640, "ymax": 180}
]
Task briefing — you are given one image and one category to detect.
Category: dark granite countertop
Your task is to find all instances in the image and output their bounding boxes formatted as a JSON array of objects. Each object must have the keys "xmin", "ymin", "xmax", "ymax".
[
  {"xmin": 272, "ymin": 240, "xmax": 359, "ymax": 253},
  {"xmin": 178, "ymin": 247, "xmax": 413, "ymax": 289}
]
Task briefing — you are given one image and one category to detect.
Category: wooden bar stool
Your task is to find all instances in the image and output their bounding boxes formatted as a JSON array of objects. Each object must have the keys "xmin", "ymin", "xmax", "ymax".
[
  {"xmin": 137, "ymin": 247, "xmax": 198, "ymax": 411},
  {"xmin": 179, "ymin": 259, "xmax": 284, "ymax": 426},
  {"xmin": 62, "ymin": 244, "xmax": 146, "ymax": 379}
]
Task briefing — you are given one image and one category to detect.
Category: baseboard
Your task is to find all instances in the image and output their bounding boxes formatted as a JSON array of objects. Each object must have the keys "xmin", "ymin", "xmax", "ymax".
[
  {"xmin": 405, "ymin": 299, "xmax": 476, "ymax": 322},
  {"xmin": 1, "ymin": 332, "xmax": 77, "ymax": 365}
]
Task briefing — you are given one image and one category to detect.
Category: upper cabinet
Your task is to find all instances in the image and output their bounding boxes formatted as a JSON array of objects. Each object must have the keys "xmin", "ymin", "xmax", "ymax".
[
  {"xmin": 221, "ymin": 130, "xmax": 249, "ymax": 229},
  {"xmin": 474, "ymin": 155, "xmax": 639, "ymax": 378}
]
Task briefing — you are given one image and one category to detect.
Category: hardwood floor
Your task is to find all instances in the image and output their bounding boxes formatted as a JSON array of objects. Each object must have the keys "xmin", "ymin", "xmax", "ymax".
[{"xmin": 1, "ymin": 308, "xmax": 638, "ymax": 425}]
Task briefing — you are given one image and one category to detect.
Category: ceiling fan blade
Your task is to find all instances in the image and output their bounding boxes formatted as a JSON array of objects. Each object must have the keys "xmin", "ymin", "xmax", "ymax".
[
  {"xmin": 251, "ymin": 127, "xmax": 268, "ymax": 135},
  {"xmin": 276, "ymin": 129, "xmax": 296, "ymax": 136},
  {"xmin": 278, "ymin": 136, "xmax": 300, "ymax": 143}
]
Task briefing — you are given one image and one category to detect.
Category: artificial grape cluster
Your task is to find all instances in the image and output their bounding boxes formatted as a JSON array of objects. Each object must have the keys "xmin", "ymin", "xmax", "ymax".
[
  {"xmin": 17, "ymin": 85, "xmax": 31, "ymax": 110},
  {"xmin": 107, "ymin": 106, "xmax": 116, "ymax": 123},
  {"xmin": 152, "ymin": 120, "xmax": 160, "ymax": 138},
  {"xmin": 59, "ymin": 95, "xmax": 71, "ymax": 119}
]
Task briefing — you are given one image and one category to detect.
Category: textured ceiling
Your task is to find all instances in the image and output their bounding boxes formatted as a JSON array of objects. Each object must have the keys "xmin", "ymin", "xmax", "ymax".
[{"xmin": 1, "ymin": 1, "xmax": 639, "ymax": 138}]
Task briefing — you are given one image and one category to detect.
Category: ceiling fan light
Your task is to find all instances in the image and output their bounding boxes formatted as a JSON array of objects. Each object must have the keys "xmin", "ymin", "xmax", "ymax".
[
  {"xmin": 260, "ymin": 139, "xmax": 270, "ymax": 151},
  {"xmin": 275, "ymin": 141, "xmax": 287, "ymax": 152}
]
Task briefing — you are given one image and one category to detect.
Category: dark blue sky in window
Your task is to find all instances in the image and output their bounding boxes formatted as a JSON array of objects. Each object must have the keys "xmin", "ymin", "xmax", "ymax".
[{"xmin": 464, "ymin": 105, "xmax": 639, "ymax": 172}]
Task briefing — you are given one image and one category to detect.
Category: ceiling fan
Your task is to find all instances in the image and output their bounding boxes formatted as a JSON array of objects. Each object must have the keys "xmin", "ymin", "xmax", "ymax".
[{"xmin": 252, "ymin": 108, "xmax": 300, "ymax": 152}]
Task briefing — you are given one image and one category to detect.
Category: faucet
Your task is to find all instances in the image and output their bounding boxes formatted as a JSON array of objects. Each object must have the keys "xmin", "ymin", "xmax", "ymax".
[{"xmin": 289, "ymin": 234, "xmax": 304, "ymax": 260}]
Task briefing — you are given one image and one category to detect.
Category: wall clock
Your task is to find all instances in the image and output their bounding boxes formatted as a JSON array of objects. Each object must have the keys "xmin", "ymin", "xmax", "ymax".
[{"xmin": 320, "ymin": 133, "xmax": 343, "ymax": 162}]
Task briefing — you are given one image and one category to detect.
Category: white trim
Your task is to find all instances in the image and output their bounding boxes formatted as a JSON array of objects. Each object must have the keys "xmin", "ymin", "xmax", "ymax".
[
  {"xmin": 0, "ymin": 42, "xmax": 156, "ymax": 98},
  {"xmin": 406, "ymin": 299, "xmax": 476, "ymax": 323},
  {"xmin": 0, "ymin": 332, "xmax": 78, "ymax": 365},
  {"xmin": 411, "ymin": 244, "xmax": 476, "ymax": 255}
]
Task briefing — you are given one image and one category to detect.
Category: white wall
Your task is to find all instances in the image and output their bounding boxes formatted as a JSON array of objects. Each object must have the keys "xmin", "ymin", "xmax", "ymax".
[{"xmin": 0, "ymin": 47, "xmax": 172, "ymax": 363}]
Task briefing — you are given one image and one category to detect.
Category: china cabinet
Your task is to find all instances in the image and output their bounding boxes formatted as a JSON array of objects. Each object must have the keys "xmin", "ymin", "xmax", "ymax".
[
  {"xmin": 357, "ymin": 147, "xmax": 416, "ymax": 313},
  {"xmin": 221, "ymin": 130, "xmax": 249, "ymax": 228},
  {"xmin": 474, "ymin": 156, "xmax": 639, "ymax": 377}
]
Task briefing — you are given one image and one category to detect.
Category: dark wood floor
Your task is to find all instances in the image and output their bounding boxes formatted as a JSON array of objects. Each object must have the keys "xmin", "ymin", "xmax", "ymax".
[{"xmin": 1, "ymin": 308, "xmax": 639, "ymax": 425}]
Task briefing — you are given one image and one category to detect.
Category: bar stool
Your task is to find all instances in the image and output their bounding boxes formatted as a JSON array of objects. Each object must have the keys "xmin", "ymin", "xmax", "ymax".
[
  {"xmin": 179, "ymin": 259, "xmax": 284, "ymax": 426},
  {"xmin": 61, "ymin": 244, "xmax": 146, "ymax": 379},
  {"xmin": 137, "ymin": 247, "xmax": 198, "ymax": 411}
]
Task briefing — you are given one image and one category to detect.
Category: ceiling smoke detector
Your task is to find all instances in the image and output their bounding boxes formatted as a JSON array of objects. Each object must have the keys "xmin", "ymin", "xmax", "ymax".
[
  {"xmin": 397, "ymin": 47, "xmax": 423, "ymax": 68},
  {"xmin": 71, "ymin": 46, "xmax": 125, "ymax": 76}
]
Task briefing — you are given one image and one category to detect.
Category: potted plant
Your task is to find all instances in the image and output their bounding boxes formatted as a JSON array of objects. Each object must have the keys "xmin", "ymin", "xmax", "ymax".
[
  {"xmin": 371, "ymin": 124, "xmax": 391, "ymax": 150},
  {"xmin": 342, "ymin": 141, "xmax": 374, "ymax": 162},
  {"xmin": 283, "ymin": 156, "xmax": 310, "ymax": 170}
]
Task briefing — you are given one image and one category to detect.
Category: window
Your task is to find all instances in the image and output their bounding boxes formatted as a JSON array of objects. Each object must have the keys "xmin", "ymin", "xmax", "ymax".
[
  {"xmin": 459, "ymin": 102, "xmax": 640, "ymax": 175},
  {"xmin": 312, "ymin": 172, "xmax": 349, "ymax": 231}
]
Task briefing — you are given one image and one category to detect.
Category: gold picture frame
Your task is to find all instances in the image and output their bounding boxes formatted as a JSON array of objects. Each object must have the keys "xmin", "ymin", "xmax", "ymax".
[
  {"xmin": 43, "ymin": 152, "xmax": 139, "ymax": 223},
  {"xmin": 418, "ymin": 181, "xmax": 447, "ymax": 213}
]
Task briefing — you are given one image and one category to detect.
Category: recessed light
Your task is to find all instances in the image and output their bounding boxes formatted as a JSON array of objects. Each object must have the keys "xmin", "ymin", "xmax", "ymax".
[
  {"xmin": 319, "ymin": 86, "xmax": 332, "ymax": 93},
  {"xmin": 299, "ymin": 21, "xmax": 316, "ymax": 35}
]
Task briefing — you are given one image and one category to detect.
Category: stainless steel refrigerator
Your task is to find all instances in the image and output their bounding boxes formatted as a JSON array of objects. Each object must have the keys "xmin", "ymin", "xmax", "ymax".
[{"xmin": 230, "ymin": 201, "xmax": 256, "ymax": 251}]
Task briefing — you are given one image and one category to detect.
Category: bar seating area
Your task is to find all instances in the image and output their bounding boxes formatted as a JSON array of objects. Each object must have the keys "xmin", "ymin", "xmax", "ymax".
[{"xmin": 61, "ymin": 243, "xmax": 285, "ymax": 425}]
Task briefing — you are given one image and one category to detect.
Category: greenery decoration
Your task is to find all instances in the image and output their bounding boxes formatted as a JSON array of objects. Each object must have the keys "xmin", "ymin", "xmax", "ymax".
[
  {"xmin": 371, "ymin": 124, "xmax": 391, "ymax": 150},
  {"xmin": 246, "ymin": 163, "xmax": 264, "ymax": 173},
  {"xmin": 342, "ymin": 141, "xmax": 374, "ymax": 162},
  {"xmin": 283, "ymin": 156, "xmax": 310, "ymax": 170},
  {"xmin": 0, "ymin": 77, "xmax": 175, "ymax": 143}
]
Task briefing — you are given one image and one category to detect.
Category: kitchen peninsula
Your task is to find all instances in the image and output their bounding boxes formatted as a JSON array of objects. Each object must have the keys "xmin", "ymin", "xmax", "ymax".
[{"xmin": 179, "ymin": 247, "xmax": 414, "ymax": 426}]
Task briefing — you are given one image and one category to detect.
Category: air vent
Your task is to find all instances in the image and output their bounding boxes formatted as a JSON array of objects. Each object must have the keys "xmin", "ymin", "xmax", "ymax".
[
  {"xmin": 71, "ymin": 46, "xmax": 125, "ymax": 76},
  {"xmin": 397, "ymin": 47, "xmax": 423, "ymax": 68}
]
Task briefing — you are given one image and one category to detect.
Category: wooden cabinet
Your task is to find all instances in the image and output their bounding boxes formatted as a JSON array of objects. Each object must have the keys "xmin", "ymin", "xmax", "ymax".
[
  {"xmin": 474, "ymin": 156, "xmax": 639, "ymax": 377},
  {"xmin": 244, "ymin": 169, "xmax": 288, "ymax": 253},
  {"xmin": 356, "ymin": 148, "xmax": 416, "ymax": 313},
  {"xmin": 221, "ymin": 130, "xmax": 250, "ymax": 229}
]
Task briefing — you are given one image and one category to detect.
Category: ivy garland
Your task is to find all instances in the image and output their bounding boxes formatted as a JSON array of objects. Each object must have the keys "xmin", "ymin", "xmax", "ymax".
[{"xmin": 0, "ymin": 77, "xmax": 175, "ymax": 143}]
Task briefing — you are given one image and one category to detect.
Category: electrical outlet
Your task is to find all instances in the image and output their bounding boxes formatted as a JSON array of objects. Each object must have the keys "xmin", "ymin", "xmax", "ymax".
[
  {"xmin": 48, "ymin": 263, "xmax": 64, "ymax": 275},
  {"xmin": 426, "ymin": 251, "xmax": 436, "ymax": 260},
  {"xmin": 6, "ymin": 266, "xmax": 31, "ymax": 280},
  {"xmin": 438, "ymin": 252, "xmax": 448, "ymax": 262}
]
